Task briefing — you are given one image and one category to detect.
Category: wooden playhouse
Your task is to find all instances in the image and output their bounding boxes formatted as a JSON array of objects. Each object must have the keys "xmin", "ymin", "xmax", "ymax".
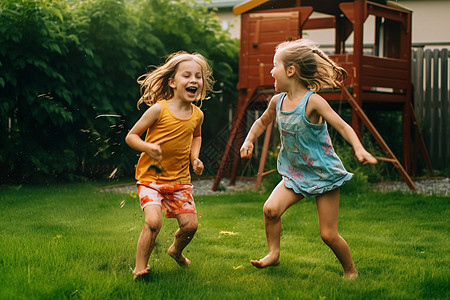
[{"xmin": 213, "ymin": 0, "xmax": 432, "ymax": 191}]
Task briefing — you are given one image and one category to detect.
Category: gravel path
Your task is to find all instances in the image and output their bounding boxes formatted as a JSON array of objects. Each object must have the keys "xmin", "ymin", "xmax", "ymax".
[
  {"xmin": 101, "ymin": 177, "xmax": 450, "ymax": 196},
  {"xmin": 374, "ymin": 177, "xmax": 450, "ymax": 196},
  {"xmin": 99, "ymin": 178, "xmax": 256, "ymax": 196}
]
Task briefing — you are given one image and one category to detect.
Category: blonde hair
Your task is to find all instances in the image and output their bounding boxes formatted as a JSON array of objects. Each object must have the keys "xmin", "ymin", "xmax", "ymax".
[
  {"xmin": 136, "ymin": 51, "xmax": 214, "ymax": 108},
  {"xmin": 275, "ymin": 39, "xmax": 347, "ymax": 91}
]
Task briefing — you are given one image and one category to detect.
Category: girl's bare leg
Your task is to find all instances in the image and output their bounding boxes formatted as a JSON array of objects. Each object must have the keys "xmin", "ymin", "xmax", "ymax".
[
  {"xmin": 316, "ymin": 188, "xmax": 358, "ymax": 280},
  {"xmin": 134, "ymin": 205, "xmax": 162, "ymax": 280},
  {"xmin": 168, "ymin": 213, "xmax": 198, "ymax": 266},
  {"xmin": 251, "ymin": 181, "xmax": 303, "ymax": 268}
]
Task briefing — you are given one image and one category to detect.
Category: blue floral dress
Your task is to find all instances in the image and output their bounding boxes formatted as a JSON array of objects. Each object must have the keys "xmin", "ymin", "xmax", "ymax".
[{"xmin": 276, "ymin": 91, "xmax": 353, "ymax": 197}]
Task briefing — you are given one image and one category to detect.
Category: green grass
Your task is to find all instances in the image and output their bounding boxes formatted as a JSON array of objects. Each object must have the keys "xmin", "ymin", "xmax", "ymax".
[{"xmin": 0, "ymin": 183, "xmax": 448, "ymax": 300}]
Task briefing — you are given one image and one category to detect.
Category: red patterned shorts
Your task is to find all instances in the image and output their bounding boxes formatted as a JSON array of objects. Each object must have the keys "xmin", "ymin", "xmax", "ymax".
[{"xmin": 136, "ymin": 181, "xmax": 196, "ymax": 218}]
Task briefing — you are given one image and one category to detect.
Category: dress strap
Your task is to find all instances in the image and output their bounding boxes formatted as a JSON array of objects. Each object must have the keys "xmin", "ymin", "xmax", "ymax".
[
  {"xmin": 275, "ymin": 93, "xmax": 287, "ymax": 111},
  {"xmin": 304, "ymin": 90, "xmax": 314, "ymax": 103},
  {"xmin": 301, "ymin": 90, "xmax": 315, "ymax": 111}
]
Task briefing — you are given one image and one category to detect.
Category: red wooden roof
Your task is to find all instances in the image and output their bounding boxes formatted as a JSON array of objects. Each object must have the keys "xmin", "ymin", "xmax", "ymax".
[
  {"xmin": 233, "ymin": 0, "xmax": 410, "ymax": 16},
  {"xmin": 233, "ymin": 0, "xmax": 356, "ymax": 16}
]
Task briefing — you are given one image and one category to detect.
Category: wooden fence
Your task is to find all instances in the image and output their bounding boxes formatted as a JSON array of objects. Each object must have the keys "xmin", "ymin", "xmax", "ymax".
[{"xmin": 411, "ymin": 46, "xmax": 450, "ymax": 170}]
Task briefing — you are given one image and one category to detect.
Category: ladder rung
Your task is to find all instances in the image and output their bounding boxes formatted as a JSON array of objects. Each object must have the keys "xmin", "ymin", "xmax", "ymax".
[{"xmin": 375, "ymin": 156, "xmax": 398, "ymax": 163}]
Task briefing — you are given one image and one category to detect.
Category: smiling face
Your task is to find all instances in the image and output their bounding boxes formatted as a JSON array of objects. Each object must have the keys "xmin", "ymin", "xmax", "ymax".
[
  {"xmin": 270, "ymin": 51, "xmax": 290, "ymax": 92},
  {"xmin": 169, "ymin": 60, "xmax": 204, "ymax": 103}
]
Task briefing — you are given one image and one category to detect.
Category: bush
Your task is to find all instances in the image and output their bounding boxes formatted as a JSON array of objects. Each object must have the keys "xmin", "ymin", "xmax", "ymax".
[{"xmin": 0, "ymin": 0, "xmax": 239, "ymax": 183}]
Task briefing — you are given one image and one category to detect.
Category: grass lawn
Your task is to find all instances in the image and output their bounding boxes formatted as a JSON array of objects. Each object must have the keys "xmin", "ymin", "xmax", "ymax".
[{"xmin": 0, "ymin": 182, "xmax": 448, "ymax": 299}]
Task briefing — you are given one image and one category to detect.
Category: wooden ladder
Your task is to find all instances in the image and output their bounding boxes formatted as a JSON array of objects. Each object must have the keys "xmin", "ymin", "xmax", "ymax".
[{"xmin": 339, "ymin": 85, "xmax": 418, "ymax": 190}]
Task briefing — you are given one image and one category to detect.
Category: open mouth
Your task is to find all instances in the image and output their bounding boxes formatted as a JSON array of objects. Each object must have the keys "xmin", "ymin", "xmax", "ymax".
[{"xmin": 186, "ymin": 86, "xmax": 198, "ymax": 96}]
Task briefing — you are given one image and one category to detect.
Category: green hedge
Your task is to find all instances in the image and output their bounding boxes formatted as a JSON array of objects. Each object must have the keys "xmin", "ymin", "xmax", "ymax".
[{"xmin": 0, "ymin": 0, "xmax": 239, "ymax": 182}]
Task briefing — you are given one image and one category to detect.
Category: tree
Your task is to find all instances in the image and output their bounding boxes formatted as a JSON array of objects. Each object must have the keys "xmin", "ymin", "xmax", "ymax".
[{"xmin": 0, "ymin": 0, "xmax": 238, "ymax": 182}]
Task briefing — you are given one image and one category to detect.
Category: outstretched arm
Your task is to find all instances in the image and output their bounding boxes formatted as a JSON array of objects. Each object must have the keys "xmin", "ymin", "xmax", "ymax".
[
  {"xmin": 308, "ymin": 94, "xmax": 377, "ymax": 165},
  {"xmin": 337, "ymin": 123, "xmax": 378, "ymax": 165},
  {"xmin": 240, "ymin": 95, "xmax": 278, "ymax": 159}
]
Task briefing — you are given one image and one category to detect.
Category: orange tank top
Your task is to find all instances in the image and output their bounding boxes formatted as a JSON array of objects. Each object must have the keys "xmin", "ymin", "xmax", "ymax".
[{"xmin": 135, "ymin": 100, "xmax": 202, "ymax": 184}]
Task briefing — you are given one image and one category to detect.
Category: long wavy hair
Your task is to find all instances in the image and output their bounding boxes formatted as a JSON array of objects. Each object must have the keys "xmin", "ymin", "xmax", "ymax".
[
  {"xmin": 136, "ymin": 51, "xmax": 214, "ymax": 108},
  {"xmin": 275, "ymin": 39, "xmax": 347, "ymax": 91}
]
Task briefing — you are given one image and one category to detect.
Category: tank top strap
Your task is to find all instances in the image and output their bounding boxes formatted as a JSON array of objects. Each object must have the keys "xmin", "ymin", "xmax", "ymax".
[
  {"xmin": 158, "ymin": 100, "xmax": 168, "ymax": 110},
  {"xmin": 300, "ymin": 90, "xmax": 315, "ymax": 113},
  {"xmin": 276, "ymin": 93, "xmax": 287, "ymax": 112},
  {"xmin": 303, "ymin": 90, "xmax": 315, "ymax": 105}
]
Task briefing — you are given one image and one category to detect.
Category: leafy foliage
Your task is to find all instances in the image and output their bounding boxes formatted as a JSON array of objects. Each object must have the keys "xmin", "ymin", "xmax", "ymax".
[{"xmin": 0, "ymin": 0, "xmax": 239, "ymax": 182}]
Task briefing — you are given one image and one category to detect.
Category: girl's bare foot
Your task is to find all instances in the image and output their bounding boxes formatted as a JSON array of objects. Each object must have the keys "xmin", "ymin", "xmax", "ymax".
[
  {"xmin": 250, "ymin": 254, "xmax": 280, "ymax": 268},
  {"xmin": 343, "ymin": 269, "xmax": 359, "ymax": 280},
  {"xmin": 133, "ymin": 267, "xmax": 151, "ymax": 281},
  {"xmin": 343, "ymin": 265, "xmax": 359, "ymax": 280},
  {"xmin": 168, "ymin": 245, "xmax": 191, "ymax": 266}
]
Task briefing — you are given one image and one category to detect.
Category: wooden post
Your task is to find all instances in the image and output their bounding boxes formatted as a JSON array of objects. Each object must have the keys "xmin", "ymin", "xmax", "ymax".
[
  {"xmin": 352, "ymin": 0, "xmax": 364, "ymax": 136},
  {"xmin": 212, "ymin": 93, "xmax": 250, "ymax": 191}
]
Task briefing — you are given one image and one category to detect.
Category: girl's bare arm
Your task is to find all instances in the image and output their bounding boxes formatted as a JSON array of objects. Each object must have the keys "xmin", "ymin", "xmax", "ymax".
[
  {"xmin": 125, "ymin": 103, "xmax": 163, "ymax": 161},
  {"xmin": 240, "ymin": 95, "xmax": 278, "ymax": 158},
  {"xmin": 190, "ymin": 112, "xmax": 204, "ymax": 175}
]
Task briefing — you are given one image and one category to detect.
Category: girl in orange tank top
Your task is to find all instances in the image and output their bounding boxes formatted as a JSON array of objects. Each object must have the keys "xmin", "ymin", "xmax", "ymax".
[{"xmin": 125, "ymin": 51, "xmax": 214, "ymax": 281}]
